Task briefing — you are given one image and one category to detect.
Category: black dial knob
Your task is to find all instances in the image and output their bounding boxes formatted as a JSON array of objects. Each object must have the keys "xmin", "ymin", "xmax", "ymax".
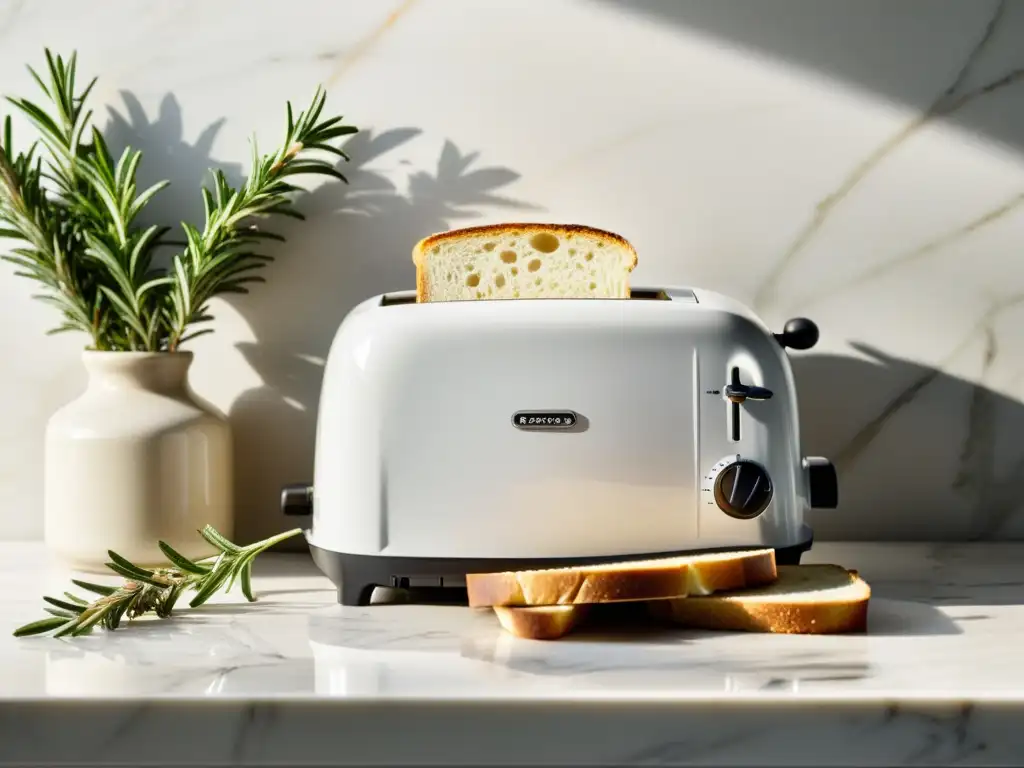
[{"xmin": 714, "ymin": 461, "xmax": 773, "ymax": 519}]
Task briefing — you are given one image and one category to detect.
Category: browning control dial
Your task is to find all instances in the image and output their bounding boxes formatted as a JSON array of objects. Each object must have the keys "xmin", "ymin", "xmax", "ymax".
[{"xmin": 712, "ymin": 459, "xmax": 773, "ymax": 519}]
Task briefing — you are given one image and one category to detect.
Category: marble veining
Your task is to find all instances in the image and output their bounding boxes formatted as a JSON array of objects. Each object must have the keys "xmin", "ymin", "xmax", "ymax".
[
  {"xmin": 2, "ymin": 2, "xmax": 1024, "ymax": 547},
  {"xmin": 753, "ymin": 0, "xmax": 1024, "ymax": 315},
  {"xmin": 0, "ymin": 542, "xmax": 1023, "ymax": 765}
]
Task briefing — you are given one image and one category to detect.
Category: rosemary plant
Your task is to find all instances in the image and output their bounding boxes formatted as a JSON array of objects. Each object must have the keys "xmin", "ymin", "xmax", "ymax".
[
  {"xmin": 0, "ymin": 50, "xmax": 356, "ymax": 351},
  {"xmin": 14, "ymin": 526, "xmax": 302, "ymax": 637}
]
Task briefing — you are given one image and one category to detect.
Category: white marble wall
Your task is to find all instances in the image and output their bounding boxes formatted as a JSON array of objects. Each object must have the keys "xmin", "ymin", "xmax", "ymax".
[{"xmin": 2, "ymin": 0, "xmax": 1024, "ymax": 543}]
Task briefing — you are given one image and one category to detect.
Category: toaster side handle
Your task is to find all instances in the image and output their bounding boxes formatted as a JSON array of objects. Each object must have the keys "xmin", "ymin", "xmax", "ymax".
[{"xmin": 281, "ymin": 484, "xmax": 313, "ymax": 516}]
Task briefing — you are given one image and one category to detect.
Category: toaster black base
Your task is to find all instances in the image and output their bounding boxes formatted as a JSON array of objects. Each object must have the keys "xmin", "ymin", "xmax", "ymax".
[{"xmin": 309, "ymin": 533, "xmax": 814, "ymax": 607}]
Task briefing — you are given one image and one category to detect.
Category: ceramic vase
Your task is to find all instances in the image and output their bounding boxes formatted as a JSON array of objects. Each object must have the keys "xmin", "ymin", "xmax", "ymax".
[{"xmin": 43, "ymin": 351, "xmax": 233, "ymax": 571}]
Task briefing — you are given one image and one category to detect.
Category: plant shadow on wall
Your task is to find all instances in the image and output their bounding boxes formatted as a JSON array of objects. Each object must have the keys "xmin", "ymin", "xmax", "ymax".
[
  {"xmin": 793, "ymin": 342, "xmax": 1024, "ymax": 542},
  {"xmin": 102, "ymin": 93, "xmax": 246, "ymax": 237},
  {"xmin": 222, "ymin": 132, "xmax": 541, "ymax": 545}
]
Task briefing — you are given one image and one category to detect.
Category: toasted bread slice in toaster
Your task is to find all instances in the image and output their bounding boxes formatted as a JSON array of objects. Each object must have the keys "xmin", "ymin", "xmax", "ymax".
[
  {"xmin": 466, "ymin": 548, "xmax": 777, "ymax": 609},
  {"xmin": 412, "ymin": 223, "xmax": 638, "ymax": 302},
  {"xmin": 495, "ymin": 564, "xmax": 869, "ymax": 640},
  {"xmin": 650, "ymin": 564, "xmax": 871, "ymax": 635}
]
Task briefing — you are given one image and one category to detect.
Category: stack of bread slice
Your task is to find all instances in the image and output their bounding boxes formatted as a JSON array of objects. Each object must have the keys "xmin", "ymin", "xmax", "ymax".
[{"xmin": 466, "ymin": 550, "xmax": 871, "ymax": 640}]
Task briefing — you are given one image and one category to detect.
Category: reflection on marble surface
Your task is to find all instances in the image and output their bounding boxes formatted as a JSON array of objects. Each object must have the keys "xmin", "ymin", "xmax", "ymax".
[{"xmin": 0, "ymin": 542, "xmax": 1023, "ymax": 765}]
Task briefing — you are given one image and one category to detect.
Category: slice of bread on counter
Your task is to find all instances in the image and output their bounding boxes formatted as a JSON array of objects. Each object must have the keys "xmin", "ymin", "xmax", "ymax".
[
  {"xmin": 492, "ymin": 564, "xmax": 869, "ymax": 640},
  {"xmin": 493, "ymin": 604, "xmax": 591, "ymax": 640},
  {"xmin": 649, "ymin": 564, "xmax": 870, "ymax": 635},
  {"xmin": 467, "ymin": 548, "xmax": 777, "ymax": 609},
  {"xmin": 412, "ymin": 223, "xmax": 638, "ymax": 302}
]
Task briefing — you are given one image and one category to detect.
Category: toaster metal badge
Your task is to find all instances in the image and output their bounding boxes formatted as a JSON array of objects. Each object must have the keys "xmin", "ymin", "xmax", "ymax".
[{"xmin": 282, "ymin": 287, "xmax": 838, "ymax": 605}]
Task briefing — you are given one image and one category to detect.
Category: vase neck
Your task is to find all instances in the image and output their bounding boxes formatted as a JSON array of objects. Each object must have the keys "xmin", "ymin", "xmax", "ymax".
[{"xmin": 82, "ymin": 352, "xmax": 193, "ymax": 394}]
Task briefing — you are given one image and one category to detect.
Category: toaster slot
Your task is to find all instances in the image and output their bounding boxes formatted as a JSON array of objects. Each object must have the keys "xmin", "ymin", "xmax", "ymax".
[
  {"xmin": 629, "ymin": 289, "xmax": 669, "ymax": 300},
  {"xmin": 380, "ymin": 292, "xmax": 417, "ymax": 306},
  {"xmin": 729, "ymin": 367, "xmax": 741, "ymax": 442}
]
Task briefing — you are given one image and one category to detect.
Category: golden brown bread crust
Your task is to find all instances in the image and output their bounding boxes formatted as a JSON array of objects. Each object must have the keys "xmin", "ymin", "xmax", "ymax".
[
  {"xmin": 467, "ymin": 549, "xmax": 777, "ymax": 608},
  {"xmin": 493, "ymin": 566, "xmax": 870, "ymax": 639},
  {"xmin": 493, "ymin": 605, "xmax": 587, "ymax": 640},
  {"xmin": 411, "ymin": 223, "xmax": 639, "ymax": 302},
  {"xmin": 650, "ymin": 568, "xmax": 871, "ymax": 634},
  {"xmin": 412, "ymin": 223, "xmax": 639, "ymax": 266},
  {"xmin": 655, "ymin": 598, "xmax": 869, "ymax": 634}
]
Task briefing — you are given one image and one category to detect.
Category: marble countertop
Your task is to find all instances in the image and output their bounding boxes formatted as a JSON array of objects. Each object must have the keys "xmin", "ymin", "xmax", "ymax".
[{"xmin": 0, "ymin": 541, "xmax": 1022, "ymax": 766}]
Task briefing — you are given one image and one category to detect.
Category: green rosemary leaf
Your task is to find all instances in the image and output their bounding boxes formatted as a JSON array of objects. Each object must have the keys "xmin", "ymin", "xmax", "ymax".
[
  {"xmin": 177, "ymin": 328, "xmax": 214, "ymax": 344},
  {"xmin": 13, "ymin": 616, "xmax": 67, "ymax": 637},
  {"xmin": 277, "ymin": 161, "xmax": 348, "ymax": 183},
  {"xmin": 239, "ymin": 229, "xmax": 286, "ymax": 242},
  {"xmin": 310, "ymin": 114, "xmax": 348, "ymax": 131},
  {"xmin": 135, "ymin": 276, "xmax": 173, "ymax": 301},
  {"xmin": 158, "ymin": 540, "xmax": 210, "ymax": 575},
  {"xmin": 83, "ymin": 234, "xmax": 136, "ymax": 297},
  {"xmin": 198, "ymin": 525, "xmax": 241, "ymax": 554},
  {"xmin": 63, "ymin": 592, "xmax": 88, "ymax": 605},
  {"xmin": 107, "ymin": 550, "xmax": 154, "ymax": 578},
  {"xmin": 44, "ymin": 607, "xmax": 76, "ymax": 619},
  {"xmin": 223, "ymin": 551, "xmax": 252, "ymax": 593},
  {"xmin": 264, "ymin": 204, "xmax": 305, "ymax": 220},
  {"xmin": 128, "ymin": 179, "xmax": 169, "ymax": 221},
  {"xmin": 188, "ymin": 565, "xmax": 231, "ymax": 608},
  {"xmin": 172, "ymin": 256, "xmax": 191, "ymax": 311},
  {"xmin": 104, "ymin": 561, "xmax": 166, "ymax": 587},
  {"xmin": 5, "ymin": 97, "xmax": 64, "ymax": 148},
  {"xmin": 42, "ymin": 596, "xmax": 86, "ymax": 614},
  {"xmin": 304, "ymin": 142, "xmax": 350, "ymax": 159},
  {"xmin": 127, "ymin": 223, "xmax": 166, "ymax": 278},
  {"xmin": 105, "ymin": 603, "xmax": 128, "ymax": 630},
  {"xmin": 89, "ymin": 126, "xmax": 114, "ymax": 178},
  {"xmin": 158, "ymin": 583, "xmax": 186, "ymax": 617},
  {"xmin": 98, "ymin": 286, "xmax": 147, "ymax": 341},
  {"xmin": 45, "ymin": 324, "xmax": 83, "ymax": 336},
  {"xmin": 69, "ymin": 105, "xmax": 91, "ymax": 156},
  {"xmin": 70, "ymin": 579, "xmax": 117, "ymax": 596},
  {"xmin": 70, "ymin": 606, "xmax": 108, "ymax": 636},
  {"xmin": 239, "ymin": 562, "xmax": 255, "ymax": 602},
  {"xmin": 313, "ymin": 125, "xmax": 359, "ymax": 141}
]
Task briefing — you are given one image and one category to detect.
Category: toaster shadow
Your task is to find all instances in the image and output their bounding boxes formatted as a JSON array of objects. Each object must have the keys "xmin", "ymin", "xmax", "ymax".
[
  {"xmin": 223, "ymin": 131, "xmax": 544, "ymax": 545},
  {"xmin": 791, "ymin": 342, "xmax": 1024, "ymax": 544}
]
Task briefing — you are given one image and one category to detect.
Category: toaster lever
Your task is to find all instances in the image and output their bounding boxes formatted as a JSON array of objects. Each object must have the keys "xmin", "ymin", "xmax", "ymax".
[
  {"xmin": 774, "ymin": 318, "xmax": 819, "ymax": 350},
  {"xmin": 724, "ymin": 383, "xmax": 773, "ymax": 403}
]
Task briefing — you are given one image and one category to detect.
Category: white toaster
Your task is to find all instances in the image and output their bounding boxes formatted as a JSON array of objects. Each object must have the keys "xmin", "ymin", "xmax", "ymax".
[{"xmin": 283, "ymin": 287, "xmax": 837, "ymax": 605}]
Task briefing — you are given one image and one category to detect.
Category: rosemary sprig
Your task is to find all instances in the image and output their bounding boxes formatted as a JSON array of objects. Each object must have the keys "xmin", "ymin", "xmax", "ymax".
[
  {"xmin": 13, "ymin": 525, "xmax": 302, "ymax": 638},
  {"xmin": 0, "ymin": 49, "xmax": 357, "ymax": 352}
]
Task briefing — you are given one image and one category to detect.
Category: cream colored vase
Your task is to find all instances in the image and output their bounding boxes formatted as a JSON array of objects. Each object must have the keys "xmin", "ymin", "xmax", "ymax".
[{"xmin": 44, "ymin": 351, "xmax": 233, "ymax": 571}]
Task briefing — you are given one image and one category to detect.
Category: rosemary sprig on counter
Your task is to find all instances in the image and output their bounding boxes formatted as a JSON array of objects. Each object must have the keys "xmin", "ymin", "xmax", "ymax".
[{"xmin": 13, "ymin": 525, "xmax": 302, "ymax": 638}]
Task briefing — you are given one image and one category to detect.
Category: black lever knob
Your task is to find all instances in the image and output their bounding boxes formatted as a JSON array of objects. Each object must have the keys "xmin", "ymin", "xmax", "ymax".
[
  {"xmin": 774, "ymin": 318, "xmax": 819, "ymax": 350},
  {"xmin": 804, "ymin": 457, "xmax": 838, "ymax": 509},
  {"xmin": 724, "ymin": 383, "xmax": 773, "ymax": 403},
  {"xmin": 281, "ymin": 484, "xmax": 313, "ymax": 516}
]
